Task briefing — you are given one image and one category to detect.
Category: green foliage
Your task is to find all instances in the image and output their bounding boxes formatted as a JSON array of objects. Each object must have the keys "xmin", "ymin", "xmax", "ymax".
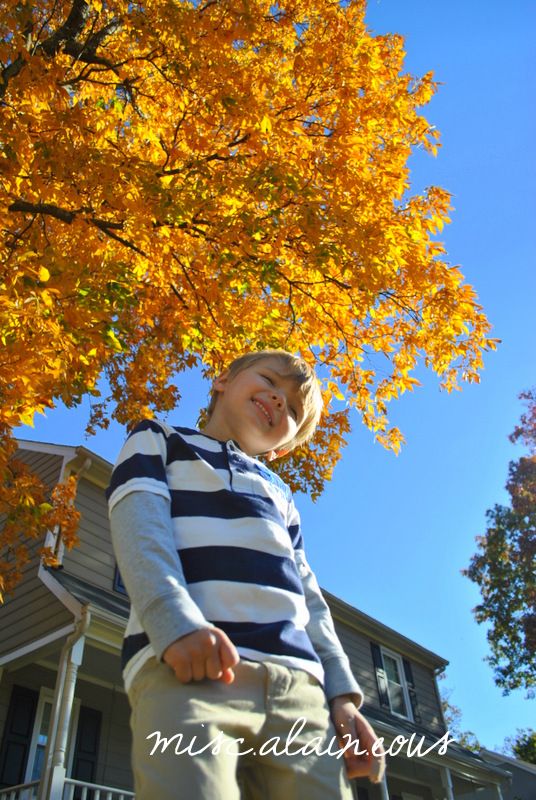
[
  {"xmin": 464, "ymin": 391, "xmax": 536, "ymax": 694},
  {"xmin": 503, "ymin": 728, "xmax": 536, "ymax": 765}
]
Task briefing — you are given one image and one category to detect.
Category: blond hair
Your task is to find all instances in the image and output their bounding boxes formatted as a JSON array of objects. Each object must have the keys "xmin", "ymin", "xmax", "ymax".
[{"xmin": 206, "ymin": 350, "xmax": 323, "ymax": 453}]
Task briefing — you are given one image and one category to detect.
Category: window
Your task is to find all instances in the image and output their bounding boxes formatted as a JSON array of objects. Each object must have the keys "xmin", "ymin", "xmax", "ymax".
[
  {"xmin": 25, "ymin": 689, "xmax": 81, "ymax": 784},
  {"xmin": 370, "ymin": 642, "xmax": 421, "ymax": 723},
  {"xmin": 381, "ymin": 649, "xmax": 411, "ymax": 719},
  {"xmin": 113, "ymin": 564, "xmax": 127, "ymax": 596}
]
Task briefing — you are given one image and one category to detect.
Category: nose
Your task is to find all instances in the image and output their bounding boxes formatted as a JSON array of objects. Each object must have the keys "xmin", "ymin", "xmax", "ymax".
[{"xmin": 271, "ymin": 390, "xmax": 284, "ymax": 408}]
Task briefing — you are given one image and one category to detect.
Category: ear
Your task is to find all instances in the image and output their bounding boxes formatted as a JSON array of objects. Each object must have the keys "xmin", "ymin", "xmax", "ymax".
[{"xmin": 212, "ymin": 370, "xmax": 229, "ymax": 394}]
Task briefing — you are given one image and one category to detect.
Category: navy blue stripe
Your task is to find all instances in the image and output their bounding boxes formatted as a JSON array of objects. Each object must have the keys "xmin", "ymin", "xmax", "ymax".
[
  {"xmin": 170, "ymin": 489, "xmax": 284, "ymax": 526},
  {"xmin": 179, "ymin": 546, "xmax": 303, "ymax": 594},
  {"xmin": 212, "ymin": 620, "xmax": 320, "ymax": 663},
  {"xmin": 107, "ymin": 453, "xmax": 167, "ymax": 500},
  {"xmin": 130, "ymin": 419, "xmax": 168, "ymax": 437},
  {"xmin": 288, "ymin": 524, "xmax": 302, "ymax": 549},
  {"xmin": 122, "ymin": 632, "xmax": 150, "ymax": 670},
  {"xmin": 181, "ymin": 446, "xmax": 229, "ymax": 471}
]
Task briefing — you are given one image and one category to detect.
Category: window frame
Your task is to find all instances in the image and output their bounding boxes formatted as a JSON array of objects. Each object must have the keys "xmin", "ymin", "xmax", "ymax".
[
  {"xmin": 24, "ymin": 687, "xmax": 80, "ymax": 784},
  {"xmin": 380, "ymin": 646, "xmax": 414, "ymax": 722}
]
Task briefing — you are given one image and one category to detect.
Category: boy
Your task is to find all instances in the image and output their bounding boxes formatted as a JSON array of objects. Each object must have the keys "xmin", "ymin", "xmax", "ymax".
[{"xmin": 107, "ymin": 350, "xmax": 385, "ymax": 799}]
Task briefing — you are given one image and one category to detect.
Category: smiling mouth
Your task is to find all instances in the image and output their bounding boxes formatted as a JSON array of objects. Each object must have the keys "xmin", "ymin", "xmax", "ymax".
[{"xmin": 252, "ymin": 399, "xmax": 272, "ymax": 425}]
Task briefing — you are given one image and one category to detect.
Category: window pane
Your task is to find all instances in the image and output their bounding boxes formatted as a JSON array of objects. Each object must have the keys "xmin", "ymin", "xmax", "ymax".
[
  {"xmin": 383, "ymin": 654, "xmax": 400, "ymax": 684},
  {"xmin": 31, "ymin": 701, "xmax": 52, "ymax": 781},
  {"xmin": 388, "ymin": 683, "xmax": 408, "ymax": 717}
]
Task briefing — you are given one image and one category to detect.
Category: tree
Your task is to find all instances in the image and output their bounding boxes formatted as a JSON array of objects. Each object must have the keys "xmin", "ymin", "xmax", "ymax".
[
  {"xmin": 464, "ymin": 391, "xmax": 536, "ymax": 694},
  {"xmin": 439, "ymin": 684, "xmax": 481, "ymax": 752},
  {"xmin": 502, "ymin": 728, "xmax": 536, "ymax": 765},
  {"xmin": 0, "ymin": 0, "xmax": 496, "ymax": 598}
]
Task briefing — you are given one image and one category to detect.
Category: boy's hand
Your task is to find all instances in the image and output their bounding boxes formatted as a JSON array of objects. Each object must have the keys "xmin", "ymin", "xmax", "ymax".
[
  {"xmin": 329, "ymin": 696, "xmax": 386, "ymax": 783},
  {"xmin": 162, "ymin": 627, "xmax": 240, "ymax": 684}
]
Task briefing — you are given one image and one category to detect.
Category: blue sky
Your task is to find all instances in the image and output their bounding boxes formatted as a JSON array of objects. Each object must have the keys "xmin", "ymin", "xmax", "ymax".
[{"xmin": 16, "ymin": 0, "xmax": 535, "ymax": 750}]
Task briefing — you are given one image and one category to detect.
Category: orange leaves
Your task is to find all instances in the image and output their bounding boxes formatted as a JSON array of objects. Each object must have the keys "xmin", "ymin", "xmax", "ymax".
[{"xmin": 0, "ymin": 0, "xmax": 496, "ymax": 593}]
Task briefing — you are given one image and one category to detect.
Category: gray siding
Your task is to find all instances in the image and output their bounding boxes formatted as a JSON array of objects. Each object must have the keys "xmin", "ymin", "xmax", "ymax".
[
  {"xmin": 14, "ymin": 450, "xmax": 63, "ymax": 491},
  {"xmin": 63, "ymin": 477, "xmax": 116, "ymax": 592},
  {"xmin": 0, "ymin": 448, "xmax": 72, "ymax": 657},
  {"xmin": 332, "ymin": 616, "xmax": 446, "ymax": 736},
  {"xmin": 0, "ymin": 535, "xmax": 73, "ymax": 659},
  {"xmin": 411, "ymin": 661, "xmax": 445, "ymax": 735}
]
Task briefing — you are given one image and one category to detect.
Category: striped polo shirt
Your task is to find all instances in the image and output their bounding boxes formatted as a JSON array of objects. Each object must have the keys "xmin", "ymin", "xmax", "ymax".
[{"xmin": 106, "ymin": 419, "xmax": 323, "ymax": 688}]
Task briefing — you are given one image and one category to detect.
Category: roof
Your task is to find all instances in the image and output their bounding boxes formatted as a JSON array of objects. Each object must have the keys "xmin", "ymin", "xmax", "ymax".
[
  {"xmin": 48, "ymin": 567, "xmax": 129, "ymax": 620},
  {"xmin": 480, "ymin": 748, "xmax": 536, "ymax": 777}
]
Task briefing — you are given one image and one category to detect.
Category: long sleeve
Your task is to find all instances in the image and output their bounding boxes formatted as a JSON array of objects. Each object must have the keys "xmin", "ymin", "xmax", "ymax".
[
  {"xmin": 109, "ymin": 490, "xmax": 209, "ymax": 660},
  {"xmin": 294, "ymin": 547, "xmax": 364, "ymax": 707}
]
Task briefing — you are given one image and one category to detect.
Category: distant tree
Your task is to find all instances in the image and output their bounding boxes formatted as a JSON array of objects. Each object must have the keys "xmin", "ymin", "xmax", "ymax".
[
  {"xmin": 502, "ymin": 728, "xmax": 536, "ymax": 765},
  {"xmin": 439, "ymin": 683, "xmax": 481, "ymax": 752},
  {"xmin": 464, "ymin": 391, "xmax": 536, "ymax": 694}
]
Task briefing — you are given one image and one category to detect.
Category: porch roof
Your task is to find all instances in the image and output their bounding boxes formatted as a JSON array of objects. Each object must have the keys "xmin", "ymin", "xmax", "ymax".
[{"xmin": 47, "ymin": 567, "xmax": 129, "ymax": 619}]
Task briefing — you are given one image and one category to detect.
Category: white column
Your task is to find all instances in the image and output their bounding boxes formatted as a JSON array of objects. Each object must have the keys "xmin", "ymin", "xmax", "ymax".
[
  {"xmin": 39, "ymin": 607, "xmax": 90, "ymax": 800},
  {"xmin": 379, "ymin": 772, "xmax": 390, "ymax": 800},
  {"xmin": 495, "ymin": 783, "xmax": 505, "ymax": 800},
  {"xmin": 53, "ymin": 636, "xmax": 85, "ymax": 770},
  {"xmin": 440, "ymin": 766, "xmax": 455, "ymax": 800}
]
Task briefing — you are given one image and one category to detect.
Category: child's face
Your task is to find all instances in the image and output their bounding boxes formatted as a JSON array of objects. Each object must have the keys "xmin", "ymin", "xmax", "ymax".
[{"xmin": 207, "ymin": 357, "xmax": 305, "ymax": 458}]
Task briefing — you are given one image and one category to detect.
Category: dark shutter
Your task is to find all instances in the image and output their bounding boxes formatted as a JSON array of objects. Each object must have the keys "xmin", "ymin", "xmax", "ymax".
[
  {"xmin": 370, "ymin": 643, "xmax": 390, "ymax": 709},
  {"xmin": 0, "ymin": 685, "xmax": 39, "ymax": 788},
  {"xmin": 71, "ymin": 705, "xmax": 101, "ymax": 798},
  {"xmin": 402, "ymin": 659, "xmax": 422, "ymax": 724},
  {"xmin": 356, "ymin": 787, "xmax": 369, "ymax": 800}
]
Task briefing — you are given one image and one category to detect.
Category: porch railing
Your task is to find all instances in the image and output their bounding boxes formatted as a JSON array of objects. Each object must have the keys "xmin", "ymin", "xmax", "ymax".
[
  {"xmin": 0, "ymin": 782, "xmax": 40, "ymax": 800},
  {"xmin": 62, "ymin": 779, "xmax": 134, "ymax": 800},
  {"xmin": 0, "ymin": 779, "xmax": 134, "ymax": 800}
]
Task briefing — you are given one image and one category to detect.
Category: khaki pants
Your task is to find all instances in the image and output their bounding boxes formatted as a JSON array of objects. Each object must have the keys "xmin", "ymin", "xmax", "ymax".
[{"xmin": 127, "ymin": 657, "xmax": 354, "ymax": 800}]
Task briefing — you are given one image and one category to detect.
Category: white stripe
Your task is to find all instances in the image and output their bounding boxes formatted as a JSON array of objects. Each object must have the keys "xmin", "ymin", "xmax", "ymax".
[
  {"xmin": 167, "ymin": 460, "xmax": 231, "ymax": 491},
  {"xmin": 108, "ymin": 478, "xmax": 170, "ymax": 513},
  {"xmin": 189, "ymin": 581, "xmax": 310, "ymax": 627},
  {"xmin": 180, "ymin": 431, "xmax": 224, "ymax": 452},
  {"xmin": 172, "ymin": 516, "xmax": 294, "ymax": 559},
  {"xmin": 123, "ymin": 645, "xmax": 155, "ymax": 692},
  {"xmin": 117, "ymin": 427, "xmax": 167, "ymax": 462}
]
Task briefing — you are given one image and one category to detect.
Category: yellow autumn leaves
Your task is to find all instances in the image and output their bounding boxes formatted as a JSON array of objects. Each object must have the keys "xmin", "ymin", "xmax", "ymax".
[{"xmin": 0, "ymin": 0, "xmax": 497, "ymax": 592}]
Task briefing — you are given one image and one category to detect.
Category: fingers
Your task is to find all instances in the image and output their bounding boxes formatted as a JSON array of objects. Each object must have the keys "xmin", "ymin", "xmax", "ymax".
[
  {"xmin": 330, "ymin": 701, "xmax": 386, "ymax": 784},
  {"xmin": 163, "ymin": 627, "xmax": 240, "ymax": 685}
]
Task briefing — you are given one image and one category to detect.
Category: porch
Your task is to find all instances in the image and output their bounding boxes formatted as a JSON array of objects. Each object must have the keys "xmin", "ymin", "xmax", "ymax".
[
  {"xmin": 0, "ymin": 601, "xmax": 133, "ymax": 800},
  {"xmin": 0, "ymin": 776, "xmax": 134, "ymax": 800}
]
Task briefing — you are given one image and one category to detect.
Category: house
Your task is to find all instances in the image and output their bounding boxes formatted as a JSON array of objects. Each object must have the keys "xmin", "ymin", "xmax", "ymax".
[
  {"xmin": 0, "ymin": 439, "xmax": 512, "ymax": 800},
  {"xmin": 479, "ymin": 750, "xmax": 536, "ymax": 800}
]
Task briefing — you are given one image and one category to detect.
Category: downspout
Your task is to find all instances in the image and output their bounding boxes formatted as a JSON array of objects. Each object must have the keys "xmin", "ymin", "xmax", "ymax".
[{"xmin": 38, "ymin": 605, "xmax": 91, "ymax": 800}]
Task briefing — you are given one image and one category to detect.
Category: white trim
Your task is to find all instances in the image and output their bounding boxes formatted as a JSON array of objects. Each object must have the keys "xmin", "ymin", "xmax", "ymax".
[
  {"xmin": 37, "ymin": 659, "xmax": 126, "ymax": 693},
  {"xmin": 38, "ymin": 565, "xmax": 84, "ymax": 617},
  {"xmin": 379, "ymin": 773, "xmax": 390, "ymax": 800},
  {"xmin": 440, "ymin": 766, "xmax": 456, "ymax": 800},
  {"xmin": 0, "ymin": 624, "xmax": 75, "ymax": 666},
  {"xmin": 15, "ymin": 440, "xmax": 78, "ymax": 459},
  {"xmin": 380, "ymin": 645, "xmax": 414, "ymax": 722},
  {"xmin": 24, "ymin": 688, "xmax": 80, "ymax": 784}
]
